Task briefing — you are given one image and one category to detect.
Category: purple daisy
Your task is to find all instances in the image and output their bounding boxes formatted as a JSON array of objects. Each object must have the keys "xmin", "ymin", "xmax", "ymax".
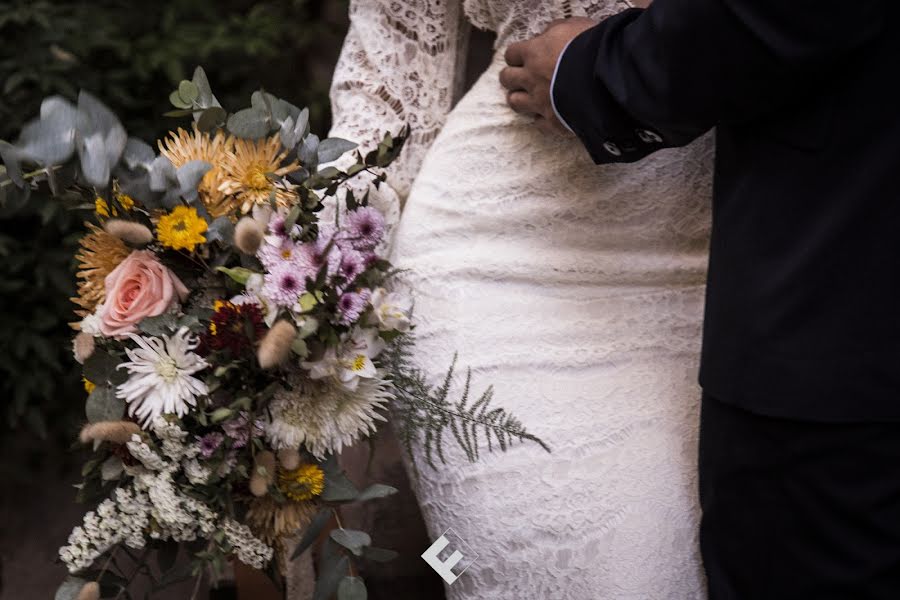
[
  {"xmin": 258, "ymin": 237, "xmax": 316, "ymax": 272},
  {"xmin": 263, "ymin": 263, "xmax": 310, "ymax": 307},
  {"xmin": 298, "ymin": 233, "xmax": 342, "ymax": 281},
  {"xmin": 336, "ymin": 289, "xmax": 372, "ymax": 325},
  {"xmin": 267, "ymin": 213, "xmax": 299, "ymax": 239},
  {"xmin": 338, "ymin": 249, "xmax": 366, "ymax": 286},
  {"xmin": 343, "ymin": 206, "xmax": 385, "ymax": 250},
  {"xmin": 198, "ymin": 432, "xmax": 224, "ymax": 459},
  {"xmin": 222, "ymin": 412, "xmax": 265, "ymax": 449}
]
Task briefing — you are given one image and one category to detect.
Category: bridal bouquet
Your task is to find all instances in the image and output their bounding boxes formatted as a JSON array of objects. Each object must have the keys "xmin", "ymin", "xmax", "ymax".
[{"xmin": 0, "ymin": 67, "xmax": 546, "ymax": 600}]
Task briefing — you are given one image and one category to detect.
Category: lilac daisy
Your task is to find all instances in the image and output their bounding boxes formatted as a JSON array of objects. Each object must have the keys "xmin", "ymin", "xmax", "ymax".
[
  {"xmin": 263, "ymin": 263, "xmax": 310, "ymax": 307},
  {"xmin": 267, "ymin": 213, "xmax": 299, "ymax": 239},
  {"xmin": 338, "ymin": 249, "xmax": 366, "ymax": 286},
  {"xmin": 198, "ymin": 432, "xmax": 224, "ymax": 458},
  {"xmin": 343, "ymin": 206, "xmax": 385, "ymax": 250},
  {"xmin": 258, "ymin": 237, "xmax": 315, "ymax": 272},
  {"xmin": 298, "ymin": 233, "xmax": 342, "ymax": 281},
  {"xmin": 336, "ymin": 289, "xmax": 372, "ymax": 325},
  {"xmin": 222, "ymin": 412, "xmax": 265, "ymax": 449}
]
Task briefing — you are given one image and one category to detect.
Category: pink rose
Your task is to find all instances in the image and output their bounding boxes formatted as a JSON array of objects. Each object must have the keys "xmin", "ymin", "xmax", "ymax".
[{"xmin": 97, "ymin": 250, "xmax": 189, "ymax": 338}]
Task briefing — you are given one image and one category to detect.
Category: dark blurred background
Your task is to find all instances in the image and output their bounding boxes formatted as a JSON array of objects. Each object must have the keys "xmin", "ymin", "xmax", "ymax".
[{"xmin": 0, "ymin": 1, "xmax": 352, "ymax": 597}]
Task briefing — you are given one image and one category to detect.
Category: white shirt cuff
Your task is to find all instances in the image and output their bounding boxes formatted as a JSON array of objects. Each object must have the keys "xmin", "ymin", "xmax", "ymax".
[{"xmin": 550, "ymin": 38, "xmax": 576, "ymax": 134}]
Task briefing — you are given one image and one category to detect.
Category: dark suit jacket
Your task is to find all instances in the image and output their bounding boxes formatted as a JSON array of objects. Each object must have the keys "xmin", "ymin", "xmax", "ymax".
[{"xmin": 553, "ymin": 0, "xmax": 900, "ymax": 421}]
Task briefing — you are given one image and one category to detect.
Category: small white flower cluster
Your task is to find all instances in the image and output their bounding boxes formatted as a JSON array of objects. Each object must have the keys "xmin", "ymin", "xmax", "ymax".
[
  {"xmin": 138, "ymin": 470, "xmax": 216, "ymax": 542},
  {"xmin": 61, "ymin": 419, "xmax": 222, "ymax": 573},
  {"xmin": 183, "ymin": 458, "xmax": 212, "ymax": 485},
  {"xmin": 125, "ymin": 435, "xmax": 168, "ymax": 471},
  {"xmin": 59, "ymin": 487, "xmax": 151, "ymax": 573},
  {"xmin": 220, "ymin": 518, "xmax": 274, "ymax": 570}
]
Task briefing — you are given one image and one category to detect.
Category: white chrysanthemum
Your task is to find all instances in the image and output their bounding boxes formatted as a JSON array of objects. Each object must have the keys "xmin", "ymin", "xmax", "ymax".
[
  {"xmin": 116, "ymin": 327, "xmax": 208, "ymax": 426},
  {"xmin": 267, "ymin": 373, "xmax": 392, "ymax": 459}
]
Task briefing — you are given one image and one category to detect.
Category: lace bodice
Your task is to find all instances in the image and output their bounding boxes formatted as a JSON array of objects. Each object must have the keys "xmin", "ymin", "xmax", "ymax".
[{"xmin": 328, "ymin": 0, "xmax": 635, "ymax": 214}]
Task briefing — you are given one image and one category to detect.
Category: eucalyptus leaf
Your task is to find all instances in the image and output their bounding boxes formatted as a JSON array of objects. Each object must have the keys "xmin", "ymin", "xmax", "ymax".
[
  {"xmin": 216, "ymin": 266, "xmax": 256, "ymax": 285},
  {"xmin": 176, "ymin": 160, "xmax": 212, "ymax": 202},
  {"xmin": 362, "ymin": 547, "xmax": 399, "ymax": 563},
  {"xmin": 138, "ymin": 314, "xmax": 177, "ymax": 336},
  {"xmin": 206, "ymin": 216, "xmax": 234, "ymax": 245},
  {"xmin": 18, "ymin": 97, "xmax": 78, "ymax": 165},
  {"xmin": 178, "ymin": 80, "xmax": 199, "ymax": 104},
  {"xmin": 291, "ymin": 509, "xmax": 332, "ymax": 559},
  {"xmin": 149, "ymin": 155, "xmax": 177, "ymax": 192},
  {"xmin": 337, "ymin": 576, "xmax": 367, "ymax": 600},
  {"xmin": 192, "ymin": 66, "xmax": 218, "ymax": 108},
  {"xmin": 290, "ymin": 337, "xmax": 309, "ymax": 358},
  {"xmin": 0, "ymin": 141, "xmax": 23, "ymax": 186},
  {"xmin": 330, "ymin": 529, "xmax": 371, "ymax": 556},
  {"xmin": 313, "ymin": 554, "xmax": 349, "ymax": 600},
  {"xmin": 169, "ymin": 90, "xmax": 192, "ymax": 110},
  {"xmin": 86, "ymin": 386, "xmax": 125, "ymax": 423},
  {"xmin": 227, "ymin": 108, "xmax": 270, "ymax": 139},
  {"xmin": 357, "ymin": 484, "xmax": 398, "ymax": 502},
  {"xmin": 83, "ymin": 351, "xmax": 121, "ymax": 383},
  {"xmin": 299, "ymin": 134, "xmax": 319, "ymax": 169},
  {"xmin": 122, "ymin": 137, "xmax": 155, "ymax": 170},
  {"xmin": 317, "ymin": 138, "xmax": 358, "ymax": 164},
  {"xmin": 321, "ymin": 469, "xmax": 359, "ymax": 503},
  {"xmin": 76, "ymin": 91, "xmax": 127, "ymax": 186},
  {"xmin": 197, "ymin": 107, "xmax": 227, "ymax": 133}
]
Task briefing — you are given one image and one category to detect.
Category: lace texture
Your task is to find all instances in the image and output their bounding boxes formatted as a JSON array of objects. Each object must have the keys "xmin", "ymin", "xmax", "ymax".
[{"xmin": 329, "ymin": 2, "xmax": 713, "ymax": 598}]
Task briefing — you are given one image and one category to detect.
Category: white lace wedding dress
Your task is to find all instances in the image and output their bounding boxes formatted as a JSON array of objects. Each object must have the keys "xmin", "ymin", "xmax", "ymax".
[{"xmin": 329, "ymin": 1, "xmax": 714, "ymax": 598}]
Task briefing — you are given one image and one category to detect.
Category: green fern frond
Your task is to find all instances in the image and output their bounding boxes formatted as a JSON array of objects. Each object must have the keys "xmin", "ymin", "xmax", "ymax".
[{"xmin": 384, "ymin": 334, "xmax": 551, "ymax": 471}]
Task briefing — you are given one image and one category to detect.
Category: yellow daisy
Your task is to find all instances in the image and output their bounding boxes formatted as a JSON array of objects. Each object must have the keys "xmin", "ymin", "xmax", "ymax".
[
  {"xmin": 156, "ymin": 205, "xmax": 208, "ymax": 252},
  {"xmin": 277, "ymin": 463, "xmax": 325, "ymax": 502},
  {"xmin": 72, "ymin": 223, "xmax": 132, "ymax": 318},
  {"xmin": 159, "ymin": 127, "xmax": 235, "ymax": 218},
  {"xmin": 218, "ymin": 136, "xmax": 299, "ymax": 213},
  {"xmin": 83, "ymin": 378, "xmax": 96, "ymax": 394}
]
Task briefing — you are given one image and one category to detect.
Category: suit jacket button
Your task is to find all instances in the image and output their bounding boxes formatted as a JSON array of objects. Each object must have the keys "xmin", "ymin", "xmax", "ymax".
[
  {"xmin": 637, "ymin": 129, "xmax": 663, "ymax": 143},
  {"xmin": 603, "ymin": 141, "xmax": 622, "ymax": 156}
]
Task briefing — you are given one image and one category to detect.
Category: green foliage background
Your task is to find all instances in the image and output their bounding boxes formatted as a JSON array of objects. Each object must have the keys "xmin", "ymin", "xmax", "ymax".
[{"xmin": 0, "ymin": 0, "xmax": 349, "ymax": 441}]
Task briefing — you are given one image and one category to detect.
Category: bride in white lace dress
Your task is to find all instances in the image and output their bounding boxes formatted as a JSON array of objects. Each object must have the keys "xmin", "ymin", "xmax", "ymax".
[{"xmin": 328, "ymin": 1, "xmax": 714, "ymax": 598}]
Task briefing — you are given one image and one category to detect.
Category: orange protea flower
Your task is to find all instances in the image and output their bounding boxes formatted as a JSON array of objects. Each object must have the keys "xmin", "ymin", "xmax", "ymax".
[
  {"xmin": 159, "ymin": 127, "xmax": 235, "ymax": 218},
  {"xmin": 71, "ymin": 223, "xmax": 131, "ymax": 318},
  {"xmin": 218, "ymin": 136, "xmax": 299, "ymax": 213}
]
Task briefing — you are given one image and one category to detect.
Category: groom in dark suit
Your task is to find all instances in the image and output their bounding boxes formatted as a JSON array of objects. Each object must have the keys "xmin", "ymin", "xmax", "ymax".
[{"xmin": 502, "ymin": 1, "xmax": 900, "ymax": 597}]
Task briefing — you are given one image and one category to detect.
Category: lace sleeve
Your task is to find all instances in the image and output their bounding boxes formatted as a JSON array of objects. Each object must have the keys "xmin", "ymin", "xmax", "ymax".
[{"xmin": 328, "ymin": 0, "xmax": 469, "ymax": 226}]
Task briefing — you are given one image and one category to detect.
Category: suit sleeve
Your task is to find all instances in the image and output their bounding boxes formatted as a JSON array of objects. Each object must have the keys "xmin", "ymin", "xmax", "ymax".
[{"xmin": 552, "ymin": 0, "xmax": 885, "ymax": 163}]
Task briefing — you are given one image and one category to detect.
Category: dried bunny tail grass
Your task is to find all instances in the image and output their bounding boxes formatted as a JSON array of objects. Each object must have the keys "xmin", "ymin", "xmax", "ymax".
[
  {"xmin": 104, "ymin": 219, "xmax": 153, "ymax": 246},
  {"xmin": 250, "ymin": 451, "xmax": 277, "ymax": 497},
  {"xmin": 72, "ymin": 222, "xmax": 132, "ymax": 318},
  {"xmin": 72, "ymin": 331, "xmax": 95, "ymax": 364},
  {"xmin": 277, "ymin": 448, "xmax": 301, "ymax": 471},
  {"xmin": 77, "ymin": 582, "xmax": 100, "ymax": 600},
  {"xmin": 234, "ymin": 216, "xmax": 264, "ymax": 255},
  {"xmin": 79, "ymin": 421, "xmax": 142, "ymax": 445},
  {"xmin": 257, "ymin": 320, "xmax": 296, "ymax": 369}
]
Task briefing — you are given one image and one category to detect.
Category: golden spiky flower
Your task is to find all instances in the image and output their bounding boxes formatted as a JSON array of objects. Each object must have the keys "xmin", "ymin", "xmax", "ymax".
[
  {"xmin": 72, "ymin": 223, "xmax": 131, "ymax": 317},
  {"xmin": 156, "ymin": 205, "xmax": 208, "ymax": 252},
  {"xmin": 278, "ymin": 464, "xmax": 325, "ymax": 502},
  {"xmin": 159, "ymin": 127, "xmax": 235, "ymax": 218},
  {"xmin": 218, "ymin": 136, "xmax": 299, "ymax": 213},
  {"xmin": 245, "ymin": 495, "xmax": 318, "ymax": 545}
]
